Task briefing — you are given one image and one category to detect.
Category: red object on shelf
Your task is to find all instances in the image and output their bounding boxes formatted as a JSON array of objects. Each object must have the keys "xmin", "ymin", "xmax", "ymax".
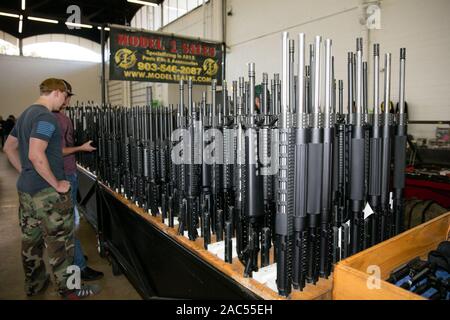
[{"xmin": 405, "ymin": 177, "xmax": 450, "ymax": 208}]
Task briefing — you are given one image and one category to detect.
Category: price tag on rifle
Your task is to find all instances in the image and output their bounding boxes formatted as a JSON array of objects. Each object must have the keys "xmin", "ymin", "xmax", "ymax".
[
  {"xmin": 363, "ymin": 203, "xmax": 374, "ymax": 219},
  {"xmin": 253, "ymin": 263, "xmax": 277, "ymax": 285}
]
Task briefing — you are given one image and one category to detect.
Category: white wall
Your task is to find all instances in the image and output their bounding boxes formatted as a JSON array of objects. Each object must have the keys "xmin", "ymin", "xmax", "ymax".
[
  {"xmin": 23, "ymin": 34, "xmax": 101, "ymax": 54},
  {"xmin": 226, "ymin": 0, "xmax": 361, "ymax": 85},
  {"xmin": 370, "ymin": 0, "xmax": 450, "ymax": 138},
  {"xmin": 0, "ymin": 54, "xmax": 101, "ymax": 117}
]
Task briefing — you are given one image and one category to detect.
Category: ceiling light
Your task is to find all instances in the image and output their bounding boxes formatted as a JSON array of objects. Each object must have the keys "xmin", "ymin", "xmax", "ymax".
[
  {"xmin": 28, "ymin": 16, "xmax": 59, "ymax": 24},
  {"xmin": 65, "ymin": 21, "xmax": 93, "ymax": 29},
  {"xmin": 22, "ymin": 0, "xmax": 26, "ymax": 11},
  {"xmin": 127, "ymin": 0, "xmax": 158, "ymax": 7},
  {"xmin": 19, "ymin": 15, "xmax": 23, "ymax": 33},
  {"xmin": 0, "ymin": 12, "xmax": 20, "ymax": 18}
]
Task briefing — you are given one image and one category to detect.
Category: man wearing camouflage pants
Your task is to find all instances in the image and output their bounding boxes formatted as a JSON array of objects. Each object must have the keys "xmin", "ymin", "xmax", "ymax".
[{"xmin": 3, "ymin": 78, "xmax": 99, "ymax": 299}]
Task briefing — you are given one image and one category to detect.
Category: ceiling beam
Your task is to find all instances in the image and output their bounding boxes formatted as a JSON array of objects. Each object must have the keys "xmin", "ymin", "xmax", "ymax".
[
  {"xmin": 86, "ymin": 7, "xmax": 106, "ymax": 20},
  {"xmin": 29, "ymin": 0, "xmax": 52, "ymax": 11}
]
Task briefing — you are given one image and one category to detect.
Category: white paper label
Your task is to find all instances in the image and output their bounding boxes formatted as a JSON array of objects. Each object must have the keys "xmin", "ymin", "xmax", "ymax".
[{"xmin": 363, "ymin": 202, "xmax": 374, "ymax": 219}]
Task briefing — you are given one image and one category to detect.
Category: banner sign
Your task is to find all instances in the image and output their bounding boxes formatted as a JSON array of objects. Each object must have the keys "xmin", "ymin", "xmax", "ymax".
[{"xmin": 109, "ymin": 28, "xmax": 223, "ymax": 85}]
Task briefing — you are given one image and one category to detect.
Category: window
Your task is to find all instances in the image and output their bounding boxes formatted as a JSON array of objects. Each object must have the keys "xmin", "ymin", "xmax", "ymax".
[
  {"xmin": 187, "ymin": 0, "xmax": 200, "ymax": 11},
  {"xmin": 23, "ymin": 42, "xmax": 101, "ymax": 62},
  {"xmin": 154, "ymin": 5, "xmax": 162, "ymax": 29},
  {"xmin": 130, "ymin": 0, "xmax": 208, "ymax": 30},
  {"xmin": 163, "ymin": 0, "xmax": 205, "ymax": 25},
  {"xmin": 163, "ymin": 2, "xmax": 169, "ymax": 25},
  {"xmin": 178, "ymin": 0, "xmax": 188, "ymax": 14},
  {"xmin": 141, "ymin": 5, "xmax": 148, "ymax": 30},
  {"xmin": 168, "ymin": 0, "xmax": 178, "ymax": 23}
]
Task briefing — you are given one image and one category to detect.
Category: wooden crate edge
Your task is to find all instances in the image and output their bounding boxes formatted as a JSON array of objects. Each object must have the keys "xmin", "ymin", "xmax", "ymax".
[{"xmin": 333, "ymin": 264, "xmax": 424, "ymax": 300}]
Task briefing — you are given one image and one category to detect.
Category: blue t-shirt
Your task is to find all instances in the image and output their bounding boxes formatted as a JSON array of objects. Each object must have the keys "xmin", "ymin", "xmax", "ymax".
[{"xmin": 11, "ymin": 104, "xmax": 64, "ymax": 195}]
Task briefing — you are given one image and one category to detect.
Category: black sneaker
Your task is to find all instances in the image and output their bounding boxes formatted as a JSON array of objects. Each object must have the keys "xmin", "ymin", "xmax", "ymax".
[
  {"xmin": 62, "ymin": 284, "xmax": 101, "ymax": 300},
  {"xmin": 81, "ymin": 266, "xmax": 104, "ymax": 281}
]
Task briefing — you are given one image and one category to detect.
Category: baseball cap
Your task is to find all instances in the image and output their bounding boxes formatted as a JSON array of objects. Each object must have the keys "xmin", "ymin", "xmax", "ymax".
[
  {"xmin": 61, "ymin": 79, "xmax": 75, "ymax": 96},
  {"xmin": 39, "ymin": 78, "xmax": 68, "ymax": 95}
]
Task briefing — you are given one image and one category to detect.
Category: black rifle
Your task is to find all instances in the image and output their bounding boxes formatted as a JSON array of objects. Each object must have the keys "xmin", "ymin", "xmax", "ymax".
[
  {"xmin": 242, "ymin": 63, "xmax": 264, "ymax": 278},
  {"xmin": 129, "ymin": 107, "xmax": 138, "ymax": 203},
  {"xmin": 235, "ymin": 77, "xmax": 248, "ymax": 267},
  {"xmin": 271, "ymin": 73, "xmax": 281, "ymax": 246},
  {"xmin": 142, "ymin": 104, "xmax": 152, "ymax": 213},
  {"xmin": 212, "ymin": 80, "xmax": 225, "ymax": 241},
  {"xmin": 259, "ymin": 72, "xmax": 275, "ymax": 268},
  {"xmin": 112, "ymin": 107, "xmax": 122, "ymax": 191},
  {"xmin": 159, "ymin": 104, "xmax": 170, "ymax": 221},
  {"xmin": 306, "ymin": 35, "xmax": 323, "ymax": 285},
  {"xmin": 292, "ymin": 33, "xmax": 309, "ymax": 290},
  {"xmin": 97, "ymin": 106, "xmax": 106, "ymax": 181},
  {"xmin": 177, "ymin": 80, "xmax": 188, "ymax": 234},
  {"xmin": 349, "ymin": 38, "xmax": 366, "ymax": 255},
  {"xmin": 200, "ymin": 90, "xmax": 213, "ymax": 246},
  {"xmin": 368, "ymin": 44, "xmax": 383, "ymax": 245},
  {"xmin": 122, "ymin": 108, "xmax": 132, "ymax": 199},
  {"xmin": 136, "ymin": 107, "xmax": 145, "ymax": 208},
  {"xmin": 393, "ymin": 48, "xmax": 407, "ymax": 236},
  {"xmin": 276, "ymin": 32, "xmax": 295, "ymax": 296},
  {"xmin": 186, "ymin": 79, "xmax": 201, "ymax": 241},
  {"xmin": 319, "ymin": 39, "xmax": 335, "ymax": 278},
  {"xmin": 362, "ymin": 60, "xmax": 372, "ymax": 249},
  {"xmin": 332, "ymin": 79, "xmax": 346, "ymax": 263},
  {"xmin": 223, "ymin": 81, "xmax": 236, "ymax": 239},
  {"xmin": 167, "ymin": 104, "xmax": 178, "ymax": 227},
  {"xmin": 380, "ymin": 52, "xmax": 392, "ymax": 241}
]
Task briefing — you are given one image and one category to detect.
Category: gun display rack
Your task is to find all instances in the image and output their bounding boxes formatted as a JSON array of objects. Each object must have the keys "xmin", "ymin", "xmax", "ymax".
[{"xmin": 71, "ymin": 31, "xmax": 408, "ymax": 299}]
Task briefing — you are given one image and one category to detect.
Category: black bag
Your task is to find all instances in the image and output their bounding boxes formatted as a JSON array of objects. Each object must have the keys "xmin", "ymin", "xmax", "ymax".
[{"xmin": 428, "ymin": 241, "xmax": 450, "ymax": 273}]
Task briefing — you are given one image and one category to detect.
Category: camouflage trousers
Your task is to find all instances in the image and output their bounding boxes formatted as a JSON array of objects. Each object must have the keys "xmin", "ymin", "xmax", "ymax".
[{"xmin": 18, "ymin": 187, "xmax": 74, "ymax": 296}]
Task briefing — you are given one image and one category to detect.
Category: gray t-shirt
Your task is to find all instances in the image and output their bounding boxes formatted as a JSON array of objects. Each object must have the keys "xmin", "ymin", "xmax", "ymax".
[{"xmin": 11, "ymin": 104, "xmax": 64, "ymax": 195}]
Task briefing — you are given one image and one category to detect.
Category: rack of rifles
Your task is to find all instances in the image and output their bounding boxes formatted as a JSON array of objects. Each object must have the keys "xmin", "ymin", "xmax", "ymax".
[{"xmin": 69, "ymin": 31, "xmax": 408, "ymax": 297}]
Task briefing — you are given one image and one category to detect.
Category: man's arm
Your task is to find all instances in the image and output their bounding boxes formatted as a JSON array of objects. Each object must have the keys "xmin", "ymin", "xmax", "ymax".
[
  {"xmin": 63, "ymin": 146, "xmax": 81, "ymax": 156},
  {"xmin": 29, "ymin": 138, "xmax": 70, "ymax": 193},
  {"xmin": 3, "ymin": 135, "xmax": 21, "ymax": 173},
  {"xmin": 62, "ymin": 140, "xmax": 96, "ymax": 156}
]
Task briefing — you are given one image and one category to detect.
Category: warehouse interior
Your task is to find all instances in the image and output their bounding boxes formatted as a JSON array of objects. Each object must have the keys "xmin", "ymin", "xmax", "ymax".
[{"xmin": 0, "ymin": 0, "xmax": 449, "ymax": 301}]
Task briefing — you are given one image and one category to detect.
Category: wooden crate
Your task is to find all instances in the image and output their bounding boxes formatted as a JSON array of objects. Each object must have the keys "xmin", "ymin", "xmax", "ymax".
[{"xmin": 333, "ymin": 211, "xmax": 450, "ymax": 300}]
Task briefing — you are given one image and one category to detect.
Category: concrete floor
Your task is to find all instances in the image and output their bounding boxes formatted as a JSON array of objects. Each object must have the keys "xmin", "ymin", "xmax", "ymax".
[{"xmin": 0, "ymin": 151, "xmax": 141, "ymax": 300}]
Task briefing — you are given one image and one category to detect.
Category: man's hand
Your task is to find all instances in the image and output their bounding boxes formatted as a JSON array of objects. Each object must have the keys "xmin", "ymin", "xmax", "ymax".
[
  {"xmin": 55, "ymin": 180, "xmax": 71, "ymax": 193},
  {"xmin": 80, "ymin": 140, "xmax": 96, "ymax": 152}
]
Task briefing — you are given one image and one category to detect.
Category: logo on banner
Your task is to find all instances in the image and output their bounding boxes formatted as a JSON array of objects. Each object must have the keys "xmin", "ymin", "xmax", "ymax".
[
  {"xmin": 203, "ymin": 58, "xmax": 219, "ymax": 76},
  {"xmin": 115, "ymin": 48, "xmax": 137, "ymax": 69}
]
